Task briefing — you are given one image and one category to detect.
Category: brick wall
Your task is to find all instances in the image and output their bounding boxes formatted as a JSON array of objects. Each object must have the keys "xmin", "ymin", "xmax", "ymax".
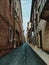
[
  {"xmin": 15, "ymin": 0, "xmax": 23, "ymax": 45},
  {"xmin": 0, "ymin": 0, "xmax": 14, "ymax": 57},
  {"xmin": 37, "ymin": 19, "xmax": 47, "ymax": 48},
  {"xmin": 37, "ymin": 19, "xmax": 49, "ymax": 51},
  {"xmin": 0, "ymin": 0, "xmax": 14, "ymax": 26},
  {"xmin": 43, "ymin": 22, "xmax": 49, "ymax": 51}
]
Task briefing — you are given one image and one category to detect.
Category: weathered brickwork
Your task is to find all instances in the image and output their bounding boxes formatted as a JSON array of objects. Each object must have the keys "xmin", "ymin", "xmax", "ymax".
[
  {"xmin": 0, "ymin": 0, "xmax": 14, "ymax": 27},
  {"xmin": 37, "ymin": 20, "xmax": 49, "ymax": 51},
  {"xmin": 43, "ymin": 22, "xmax": 49, "ymax": 51},
  {"xmin": 0, "ymin": 0, "xmax": 23, "ymax": 57},
  {"xmin": 14, "ymin": 0, "xmax": 23, "ymax": 47},
  {"xmin": 0, "ymin": 0, "xmax": 14, "ymax": 57}
]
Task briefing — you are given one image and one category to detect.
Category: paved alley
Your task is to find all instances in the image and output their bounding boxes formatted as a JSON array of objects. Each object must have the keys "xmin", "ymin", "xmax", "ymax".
[{"xmin": 0, "ymin": 43, "xmax": 47, "ymax": 65}]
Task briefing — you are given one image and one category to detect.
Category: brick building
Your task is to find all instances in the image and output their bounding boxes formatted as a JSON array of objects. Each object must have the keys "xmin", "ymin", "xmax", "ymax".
[
  {"xmin": 14, "ymin": 0, "xmax": 23, "ymax": 48},
  {"xmin": 0, "ymin": 0, "xmax": 23, "ymax": 57},
  {"xmin": 37, "ymin": 0, "xmax": 49, "ymax": 51},
  {"xmin": 27, "ymin": 22, "xmax": 32, "ymax": 43},
  {"xmin": 0, "ymin": 0, "xmax": 14, "ymax": 56},
  {"xmin": 30, "ymin": 0, "xmax": 49, "ymax": 52}
]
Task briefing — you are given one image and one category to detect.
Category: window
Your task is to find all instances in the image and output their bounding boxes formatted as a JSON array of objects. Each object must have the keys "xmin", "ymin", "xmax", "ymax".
[
  {"xmin": 9, "ymin": 0, "xmax": 11, "ymax": 7},
  {"xmin": 9, "ymin": 0, "xmax": 11, "ymax": 12},
  {"xmin": 38, "ymin": 5, "xmax": 41, "ymax": 12},
  {"xmin": 9, "ymin": 28, "xmax": 13, "ymax": 42}
]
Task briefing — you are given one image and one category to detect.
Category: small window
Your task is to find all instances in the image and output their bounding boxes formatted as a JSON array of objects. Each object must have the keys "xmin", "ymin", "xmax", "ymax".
[
  {"xmin": 9, "ymin": 0, "xmax": 11, "ymax": 12},
  {"xmin": 9, "ymin": 0, "xmax": 11, "ymax": 7},
  {"xmin": 9, "ymin": 28, "xmax": 13, "ymax": 42},
  {"xmin": 38, "ymin": 5, "xmax": 40, "ymax": 12}
]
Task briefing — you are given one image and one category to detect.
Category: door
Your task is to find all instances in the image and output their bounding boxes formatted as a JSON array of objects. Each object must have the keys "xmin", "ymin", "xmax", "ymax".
[{"xmin": 39, "ymin": 31, "xmax": 42, "ymax": 48}]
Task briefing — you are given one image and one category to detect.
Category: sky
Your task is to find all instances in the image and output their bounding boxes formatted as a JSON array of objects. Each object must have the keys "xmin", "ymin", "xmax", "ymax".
[{"xmin": 21, "ymin": 0, "xmax": 32, "ymax": 36}]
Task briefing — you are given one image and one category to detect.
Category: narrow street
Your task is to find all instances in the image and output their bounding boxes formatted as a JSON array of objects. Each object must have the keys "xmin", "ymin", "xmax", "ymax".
[
  {"xmin": 0, "ymin": 43, "xmax": 46, "ymax": 65},
  {"xmin": 0, "ymin": 0, "xmax": 49, "ymax": 65}
]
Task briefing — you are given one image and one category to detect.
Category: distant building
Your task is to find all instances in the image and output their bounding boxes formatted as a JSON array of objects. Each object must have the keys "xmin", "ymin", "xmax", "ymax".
[
  {"xmin": 0, "ymin": 0, "xmax": 23, "ymax": 57},
  {"xmin": 27, "ymin": 22, "xmax": 32, "ymax": 43}
]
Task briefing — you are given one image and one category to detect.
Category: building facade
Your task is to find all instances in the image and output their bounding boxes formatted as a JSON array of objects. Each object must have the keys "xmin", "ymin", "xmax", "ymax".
[
  {"xmin": 30, "ymin": 0, "xmax": 49, "ymax": 51},
  {"xmin": 0, "ymin": 0, "xmax": 14, "ymax": 57},
  {"xmin": 0, "ymin": 0, "xmax": 23, "ymax": 57},
  {"xmin": 37, "ymin": 0, "xmax": 49, "ymax": 51},
  {"xmin": 14, "ymin": 0, "xmax": 23, "ymax": 48},
  {"xmin": 27, "ymin": 22, "xmax": 32, "ymax": 43}
]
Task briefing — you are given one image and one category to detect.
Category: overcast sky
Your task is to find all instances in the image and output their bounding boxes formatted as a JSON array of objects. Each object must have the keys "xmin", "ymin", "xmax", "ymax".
[{"xmin": 21, "ymin": 0, "xmax": 32, "ymax": 36}]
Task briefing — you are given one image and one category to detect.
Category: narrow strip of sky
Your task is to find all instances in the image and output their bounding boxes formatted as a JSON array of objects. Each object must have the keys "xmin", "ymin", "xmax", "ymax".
[{"xmin": 21, "ymin": 0, "xmax": 32, "ymax": 36}]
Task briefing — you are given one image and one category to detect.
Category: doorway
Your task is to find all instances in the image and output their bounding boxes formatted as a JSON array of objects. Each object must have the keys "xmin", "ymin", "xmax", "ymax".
[{"xmin": 39, "ymin": 31, "xmax": 42, "ymax": 48}]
